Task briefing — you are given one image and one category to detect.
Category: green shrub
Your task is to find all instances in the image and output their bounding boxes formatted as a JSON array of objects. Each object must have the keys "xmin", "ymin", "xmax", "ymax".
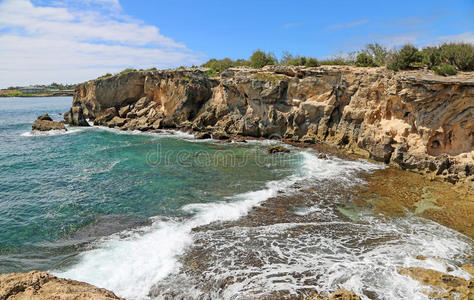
[
  {"xmin": 355, "ymin": 53, "xmax": 376, "ymax": 67},
  {"xmin": 362, "ymin": 43, "xmax": 388, "ymax": 66},
  {"xmin": 319, "ymin": 58, "xmax": 352, "ymax": 65},
  {"xmin": 305, "ymin": 57, "xmax": 319, "ymax": 67},
  {"xmin": 432, "ymin": 63, "xmax": 457, "ymax": 76},
  {"xmin": 421, "ymin": 46, "xmax": 442, "ymax": 68},
  {"xmin": 118, "ymin": 68, "xmax": 137, "ymax": 75},
  {"xmin": 438, "ymin": 42, "xmax": 474, "ymax": 71},
  {"xmin": 249, "ymin": 50, "xmax": 277, "ymax": 68},
  {"xmin": 387, "ymin": 45, "xmax": 423, "ymax": 71},
  {"xmin": 97, "ymin": 73, "xmax": 113, "ymax": 79},
  {"xmin": 205, "ymin": 69, "xmax": 218, "ymax": 77},
  {"xmin": 201, "ymin": 58, "xmax": 249, "ymax": 74}
]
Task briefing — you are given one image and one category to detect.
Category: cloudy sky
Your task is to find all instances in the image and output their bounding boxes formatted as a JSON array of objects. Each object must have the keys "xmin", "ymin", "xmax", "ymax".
[{"xmin": 0, "ymin": 0, "xmax": 472, "ymax": 88}]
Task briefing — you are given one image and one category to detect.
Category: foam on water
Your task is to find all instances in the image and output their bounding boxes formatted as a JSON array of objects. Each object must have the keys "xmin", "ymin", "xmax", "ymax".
[
  {"xmin": 53, "ymin": 146, "xmax": 472, "ymax": 300},
  {"xmin": 55, "ymin": 149, "xmax": 382, "ymax": 299},
  {"xmin": 20, "ymin": 126, "xmax": 86, "ymax": 136}
]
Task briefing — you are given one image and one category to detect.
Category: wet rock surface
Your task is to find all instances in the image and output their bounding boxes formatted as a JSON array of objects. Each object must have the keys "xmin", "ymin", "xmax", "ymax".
[
  {"xmin": 149, "ymin": 160, "xmax": 473, "ymax": 299},
  {"xmin": 398, "ymin": 266, "xmax": 474, "ymax": 299}
]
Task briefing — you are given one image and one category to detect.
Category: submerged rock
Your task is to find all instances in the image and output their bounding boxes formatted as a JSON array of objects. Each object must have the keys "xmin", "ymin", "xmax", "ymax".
[
  {"xmin": 306, "ymin": 288, "xmax": 361, "ymax": 299},
  {"xmin": 32, "ymin": 114, "xmax": 66, "ymax": 131},
  {"xmin": 267, "ymin": 145, "xmax": 290, "ymax": 154},
  {"xmin": 0, "ymin": 271, "xmax": 123, "ymax": 300}
]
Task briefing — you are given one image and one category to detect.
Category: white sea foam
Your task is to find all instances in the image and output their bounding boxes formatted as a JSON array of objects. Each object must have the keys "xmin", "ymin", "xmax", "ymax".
[
  {"xmin": 20, "ymin": 126, "xmax": 86, "ymax": 137},
  {"xmin": 55, "ymin": 149, "xmax": 380, "ymax": 299},
  {"xmin": 52, "ymin": 147, "xmax": 473, "ymax": 300}
]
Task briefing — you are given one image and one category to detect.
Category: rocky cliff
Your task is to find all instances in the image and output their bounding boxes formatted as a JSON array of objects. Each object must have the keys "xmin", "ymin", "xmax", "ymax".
[{"xmin": 65, "ymin": 66, "xmax": 474, "ymax": 186}]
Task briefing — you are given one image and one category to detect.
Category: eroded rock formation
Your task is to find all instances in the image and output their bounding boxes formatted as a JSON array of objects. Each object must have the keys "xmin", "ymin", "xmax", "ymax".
[
  {"xmin": 32, "ymin": 114, "xmax": 66, "ymax": 131},
  {"xmin": 0, "ymin": 271, "xmax": 123, "ymax": 300},
  {"xmin": 65, "ymin": 66, "xmax": 474, "ymax": 186}
]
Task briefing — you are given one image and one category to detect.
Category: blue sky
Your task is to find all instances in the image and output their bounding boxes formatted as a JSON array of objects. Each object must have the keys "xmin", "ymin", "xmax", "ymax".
[
  {"xmin": 0, "ymin": 0, "xmax": 472, "ymax": 88},
  {"xmin": 120, "ymin": 0, "xmax": 474, "ymax": 59}
]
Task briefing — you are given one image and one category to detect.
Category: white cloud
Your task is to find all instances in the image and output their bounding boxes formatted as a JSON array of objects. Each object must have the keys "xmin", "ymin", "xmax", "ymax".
[
  {"xmin": 0, "ymin": 0, "xmax": 204, "ymax": 88},
  {"xmin": 437, "ymin": 31, "xmax": 474, "ymax": 43},
  {"xmin": 327, "ymin": 19, "xmax": 369, "ymax": 30}
]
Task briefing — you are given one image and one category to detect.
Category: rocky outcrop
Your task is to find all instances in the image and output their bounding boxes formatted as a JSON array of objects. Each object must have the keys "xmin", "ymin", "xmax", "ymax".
[
  {"xmin": 32, "ymin": 114, "xmax": 66, "ymax": 131},
  {"xmin": 0, "ymin": 271, "xmax": 123, "ymax": 300},
  {"xmin": 66, "ymin": 66, "xmax": 474, "ymax": 186},
  {"xmin": 398, "ymin": 266, "xmax": 474, "ymax": 299}
]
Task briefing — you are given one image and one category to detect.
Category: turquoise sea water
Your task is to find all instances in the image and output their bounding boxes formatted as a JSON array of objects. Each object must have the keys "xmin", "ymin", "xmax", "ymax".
[
  {"xmin": 0, "ymin": 97, "xmax": 298, "ymax": 273},
  {"xmin": 1, "ymin": 97, "xmax": 472, "ymax": 300}
]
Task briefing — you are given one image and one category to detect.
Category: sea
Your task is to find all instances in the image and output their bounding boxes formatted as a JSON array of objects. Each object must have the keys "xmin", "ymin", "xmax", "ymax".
[{"xmin": 0, "ymin": 97, "xmax": 472, "ymax": 299}]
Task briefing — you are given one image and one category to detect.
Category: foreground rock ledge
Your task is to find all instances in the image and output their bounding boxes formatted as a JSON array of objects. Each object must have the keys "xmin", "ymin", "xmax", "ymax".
[
  {"xmin": 0, "ymin": 271, "xmax": 123, "ymax": 300},
  {"xmin": 64, "ymin": 65, "xmax": 474, "ymax": 187}
]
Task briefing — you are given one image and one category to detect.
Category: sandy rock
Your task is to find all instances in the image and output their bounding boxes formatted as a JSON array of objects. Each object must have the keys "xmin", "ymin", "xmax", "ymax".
[
  {"xmin": 32, "ymin": 115, "xmax": 66, "ymax": 131},
  {"xmin": 118, "ymin": 105, "xmax": 131, "ymax": 118},
  {"xmin": 305, "ymin": 288, "xmax": 361, "ymax": 300},
  {"xmin": 398, "ymin": 266, "xmax": 474, "ymax": 299},
  {"xmin": 94, "ymin": 107, "xmax": 118, "ymax": 125},
  {"xmin": 0, "ymin": 271, "xmax": 123, "ymax": 300},
  {"xmin": 107, "ymin": 116, "xmax": 126, "ymax": 128}
]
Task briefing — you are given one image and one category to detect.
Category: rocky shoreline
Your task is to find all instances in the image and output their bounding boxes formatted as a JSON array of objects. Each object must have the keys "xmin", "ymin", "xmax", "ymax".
[{"xmin": 64, "ymin": 65, "xmax": 473, "ymax": 188}]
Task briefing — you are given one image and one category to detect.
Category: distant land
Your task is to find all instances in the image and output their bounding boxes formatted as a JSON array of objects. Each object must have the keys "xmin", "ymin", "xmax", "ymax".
[{"xmin": 0, "ymin": 83, "xmax": 76, "ymax": 97}]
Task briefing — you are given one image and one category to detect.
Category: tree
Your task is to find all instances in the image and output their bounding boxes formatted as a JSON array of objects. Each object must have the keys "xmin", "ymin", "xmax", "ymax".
[
  {"xmin": 355, "ymin": 53, "xmax": 376, "ymax": 67},
  {"xmin": 387, "ymin": 45, "xmax": 423, "ymax": 71},
  {"xmin": 249, "ymin": 50, "xmax": 277, "ymax": 68},
  {"xmin": 363, "ymin": 43, "xmax": 388, "ymax": 66}
]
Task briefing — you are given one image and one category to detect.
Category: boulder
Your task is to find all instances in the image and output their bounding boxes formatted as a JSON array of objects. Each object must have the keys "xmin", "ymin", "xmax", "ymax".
[
  {"xmin": 267, "ymin": 145, "xmax": 290, "ymax": 154},
  {"xmin": 94, "ymin": 107, "xmax": 118, "ymax": 125},
  {"xmin": 195, "ymin": 132, "xmax": 212, "ymax": 139},
  {"xmin": 37, "ymin": 113, "xmax": 53, "ymax": 121},
  {"xmin": 107, "ymin": 116, "xmax": 126, "ymax": 128},
  {"xmin": 118, "ymin": 105, "xmax": 131, "ymax": 118},
  {"xmin": 32, "ymin": 115, "xmax": 66, "ymax": 131},
  {"xmin": 0, "ymin": 271, "xmax": 123, "ymax": 300}
]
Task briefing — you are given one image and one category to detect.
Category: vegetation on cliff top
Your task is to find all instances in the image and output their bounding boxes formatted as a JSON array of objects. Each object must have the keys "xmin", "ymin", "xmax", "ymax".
[
  {"xmin": 93, "ymin": 42, "xmax": 472, "ymax": 81},
  {"xmin": 200, "ymin": 42, "xmax": 473, "ymax": 77}
]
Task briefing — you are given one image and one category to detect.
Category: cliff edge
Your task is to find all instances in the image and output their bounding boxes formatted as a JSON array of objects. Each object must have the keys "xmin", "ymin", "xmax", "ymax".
[{"xmin": 65, "ymin": 65, "xmax": 474, "ymax": 186}]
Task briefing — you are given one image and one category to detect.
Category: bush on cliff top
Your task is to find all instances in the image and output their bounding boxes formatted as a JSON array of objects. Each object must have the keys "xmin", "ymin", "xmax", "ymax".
[
  {"xmin": 280, "ymin": 52, "xmax": 320, "ymax": 67},
  {"xmin": 249, "ymin": 50, "xmax": 278, "ymax": 68},
  {"xmin": 437, "ymin": 42, "xmax": 474, "ymax": 71},
  {"xmin": 387, "ymin": 45, "xmax": 423, "ymax": 71},
  {"xmin": 432, "ymin": 63, "xmax": 457, "ymax": 76},
  {"xmin": 201, "ymin": 58, "xmax": 249, "ymax": 73},
  {"xmin": 355, "ymin": 53, "xmax": 377, "ymax": 67}
]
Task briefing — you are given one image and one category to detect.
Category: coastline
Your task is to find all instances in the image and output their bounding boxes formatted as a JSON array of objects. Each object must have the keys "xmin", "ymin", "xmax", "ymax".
[
  {"xmin": 2, "ymin": 124, "xmax": 473, "ymax": 299},
  {"xmin": 0, "ymin": 93, "xmax": 74, "ymax": 98},
  {"xmin": 65, "ymin": 65, "xmax": 474, "ymax": 189}
]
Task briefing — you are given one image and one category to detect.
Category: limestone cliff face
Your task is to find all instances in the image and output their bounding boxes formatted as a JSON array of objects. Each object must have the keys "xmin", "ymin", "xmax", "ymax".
[{"xmin": 65, "ymin": 66, "xmax": 474, "ymax": 185}]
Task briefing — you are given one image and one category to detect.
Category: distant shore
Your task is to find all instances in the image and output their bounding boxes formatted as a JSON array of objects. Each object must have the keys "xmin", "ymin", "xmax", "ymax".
[{"xmin": 0, "ymin": 92, "xmax": 73, "ymax": 97}]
